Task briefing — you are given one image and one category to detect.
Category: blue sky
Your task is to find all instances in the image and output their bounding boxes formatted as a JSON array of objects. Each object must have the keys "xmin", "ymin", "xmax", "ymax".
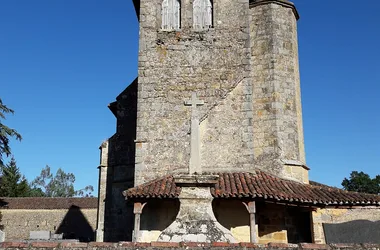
[{"xmin": 0, "ymin": 0, "xmax": 379, "ymax": 194}]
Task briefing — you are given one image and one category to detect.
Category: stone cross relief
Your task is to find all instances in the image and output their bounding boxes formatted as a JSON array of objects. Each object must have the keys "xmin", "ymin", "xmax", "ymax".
[{"xmin": 184, "ymin": 92, "xmax": 204, "ymax": 174}]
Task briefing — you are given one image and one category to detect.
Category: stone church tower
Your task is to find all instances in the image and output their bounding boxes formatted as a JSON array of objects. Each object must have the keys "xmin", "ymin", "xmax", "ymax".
[
  {"xmin": 133, "ymin": 0, "xmax": 306, "ymax": 186},
  {"xmin": 96, "ymin": 0, "xmax": 310, "ymax": 242}
]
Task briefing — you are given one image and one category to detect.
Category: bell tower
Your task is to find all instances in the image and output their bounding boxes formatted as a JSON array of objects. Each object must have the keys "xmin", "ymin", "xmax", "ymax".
[{"xmin": 134, "ymin": 0, "xmax": 253, "ymax": 185}]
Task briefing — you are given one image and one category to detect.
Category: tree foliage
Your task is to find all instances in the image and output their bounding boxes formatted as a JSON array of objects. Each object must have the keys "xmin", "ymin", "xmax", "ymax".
[
  {"xmin": 31, "ymin": 165, "xmax": 94, "ymax": 197},
  {"xmin": 0, "ymin": 157, "xmax": 30, "ymax": 197},
  {"xmin": 341, "ymin": 171, "xmax": 380, "ymax": 195},
  {"xmin": 0, "ymin": 99, "xmax": 22, "ymax": 167}
]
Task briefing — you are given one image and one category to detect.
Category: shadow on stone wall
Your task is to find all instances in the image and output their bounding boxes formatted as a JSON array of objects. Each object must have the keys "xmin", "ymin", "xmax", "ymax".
[
  {"xmin": 324, "ymin": 220, "xmax": 380, "ymax": 244},
  {"xmin": 103, "ymin": 78, "xmax": 138, "ymax": 242},
  {"xmin": 55, "ymin": 205, "xmax": 94, "ymax": 242},
  {"xmin": 141, "ymin": 200, "xmax": 180, "ymax": 231},
  {"xmin": 213, "ymin": 199, "xmax": 249, "ymax": 231},
  {"xmin": 257, "ymin": 203, "xmax": 312, "ymax": 243},
  {"xmin": 213, "ymin": 201, "xmax": 312, "ymax": 243}
]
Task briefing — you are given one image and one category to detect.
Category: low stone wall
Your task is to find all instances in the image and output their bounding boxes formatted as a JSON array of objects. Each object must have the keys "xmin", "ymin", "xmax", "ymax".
[
  {"xmin": 0, "ymin": 197, "xmax": 98, "ymax": 242},
  {"xmin": 0, "ymin": 241, "xmax": 379, "ymax": 250},
  {"xmin": 1, "ymin": 209, "xmax": 97, "ymax": 241}
]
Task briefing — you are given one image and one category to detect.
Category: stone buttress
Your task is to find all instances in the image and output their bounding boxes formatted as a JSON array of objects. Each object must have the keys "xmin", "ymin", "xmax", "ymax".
[
  {"xmin": 98, "ymin": 80, "xmax": 138, "ymax": 242},
  {"xmin": 250, "ymin": 0, "xmax": 308, "ymax": 183}
]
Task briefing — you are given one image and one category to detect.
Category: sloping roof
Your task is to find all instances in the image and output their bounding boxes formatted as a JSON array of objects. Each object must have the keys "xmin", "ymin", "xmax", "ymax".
[
  {"xmin": 123, "ymin": 175, "xmax": 181, "ymax": 199},
  {"xmin": 0, "ymin": 197, "xmax": 98, "ymax": 209},
  {"xmin": 124, "ymin": 171, "xmax": 380, "ymax": 207},
  {"xmin": 309, "ymin": 180, "xmax": 337, "ymax": 189}
]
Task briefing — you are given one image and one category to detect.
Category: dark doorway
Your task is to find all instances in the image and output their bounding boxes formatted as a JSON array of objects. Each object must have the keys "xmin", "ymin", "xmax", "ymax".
[{"xmin": 286, "ymin": 208, "xmax": 312, "ymax": 243}]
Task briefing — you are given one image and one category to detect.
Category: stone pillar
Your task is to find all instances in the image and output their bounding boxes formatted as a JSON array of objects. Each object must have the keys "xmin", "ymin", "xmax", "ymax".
[
  {"xmin": 158, "ymin": 175, "xmax": 236, "ymax": 243},
  {"xmin": 243, "ymin": 201, "xmax": 258, "ymax": 243},
  {"xmin": 133, "ymin": 202, "xmax": 147, "ymax": 242},
  {"xmin": 250, "ymin": 0, "xmax": 308, "ymax": 183},
  {"xmin": 311, "ymin": 209, "xmax": 326, "ymax": 244},
  {"xmin": 96, "ymin": 141, "xmax": 109, "ymax": 242}
]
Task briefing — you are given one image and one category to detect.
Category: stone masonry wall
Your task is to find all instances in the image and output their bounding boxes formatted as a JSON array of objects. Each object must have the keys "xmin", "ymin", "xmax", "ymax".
[
  {"xmin": 135, "ymin": 0, "xmax": 252, "ymax": 185},
  {"xmin": 312, "ymin": 207, "xmax": 380, "ymax": 244},
  {"xmin": 0, "ymin": 208, "xmax": 97, "ymax": 241},
  {"xmin": 200, "ymin": 79, "xmax": 254, "ymax": 172},
  {"xmin": 250, "ymin": 2, "xmax": 307, "ymax": 183}
]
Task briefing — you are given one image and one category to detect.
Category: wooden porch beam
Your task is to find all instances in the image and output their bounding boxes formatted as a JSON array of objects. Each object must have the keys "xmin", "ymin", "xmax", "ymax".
[
  {"xmin": 133, "ymin": 202, "xmax": 147, "ymax": 242},
  {"xmin": 243, "ymin": 201, "xmax": 258, "ymax": 243}
]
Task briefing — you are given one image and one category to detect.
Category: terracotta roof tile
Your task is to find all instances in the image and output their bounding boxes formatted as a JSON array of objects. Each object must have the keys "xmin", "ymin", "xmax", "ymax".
[
  {"xmin": 124, "ymin": 170, "xmax": 380, "ymax": 206},
  {"xmin": 123, "ymin": 175, "xmax": 181, "ymax": 199},
  {"xmin": 0, "ymin": 197, "xmax": 98, "ymax": 209}
]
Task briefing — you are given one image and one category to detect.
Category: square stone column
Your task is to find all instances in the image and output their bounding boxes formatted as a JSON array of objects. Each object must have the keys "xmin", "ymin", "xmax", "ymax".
[{"xmin": 158, "ymin": 174, "xmax": 236, "ymax": 243}]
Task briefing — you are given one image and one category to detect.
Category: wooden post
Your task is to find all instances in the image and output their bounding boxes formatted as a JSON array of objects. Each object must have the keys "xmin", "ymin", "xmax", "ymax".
[
  {"xmin": 243, "ymin": 201, "xmax": 257, "ymax": 243},
  {"xmin": 133, "ymin": 202, "xmax": 146, "ymax": 242}
]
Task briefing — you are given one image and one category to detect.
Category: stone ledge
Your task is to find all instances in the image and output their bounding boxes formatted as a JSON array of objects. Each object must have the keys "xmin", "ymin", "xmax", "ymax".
[{"xmin": 0, "ymin": 242, "xmax": 378, "ymax": 249}]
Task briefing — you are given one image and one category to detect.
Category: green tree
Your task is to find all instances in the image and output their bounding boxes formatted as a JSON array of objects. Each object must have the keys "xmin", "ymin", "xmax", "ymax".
[
  {"xmin": 0, "ymin": 157, "xmax": 30, "ymax": 197},
  {"xmin": 0, "ymin": 99, "xmax": 22, "ymax": 167},
  {"xmin": 27, "ymin": 187, "xmax": 46, "ymax": 197},
  {"xmin": 31, "ymin": 165, "xmax": 94, "ymax": 197},
  {"xmin": 341, "ymin": 171, "xmax": 380, "ymax": 194}
]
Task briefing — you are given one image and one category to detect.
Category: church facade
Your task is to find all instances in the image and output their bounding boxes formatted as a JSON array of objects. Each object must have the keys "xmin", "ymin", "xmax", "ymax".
[{"xmin": 95, "ymin": 0, "xmax": 380, "ymax": 244}]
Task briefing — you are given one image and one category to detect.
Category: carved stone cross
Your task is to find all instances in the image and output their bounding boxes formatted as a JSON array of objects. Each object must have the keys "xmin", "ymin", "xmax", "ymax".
[{"xmin": 184, "ymin": 92, "xmax": 204, "ymax": 174}]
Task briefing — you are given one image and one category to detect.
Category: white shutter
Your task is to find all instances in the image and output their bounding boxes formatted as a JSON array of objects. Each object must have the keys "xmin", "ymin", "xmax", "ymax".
[
  {"xmin": 193, "ymin": 0, "xmax": 201, "ymax": 30},
  {"xmin": 162, "ymin": 0, "xmax": 180, "ymax": 30},
  {"xmin": 205, "ymin": 0, "xmax": 212, "ymax": 28},
  {"xmin": 174, "ymin": 0, "xmax": 180, "ymax": 29},
  {"xmin": 162, "ymin": 0, "xmax": 169, "ymax": 29},
  {"xmin": 193, "ymin": 0, "xmax": 212, "ymax": 30}
]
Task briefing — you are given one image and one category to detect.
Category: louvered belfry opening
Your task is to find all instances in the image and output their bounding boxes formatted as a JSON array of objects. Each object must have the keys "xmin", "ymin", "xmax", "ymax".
[
  {"xmin": 162, "ymin": 0, "xmax": 181, "ymax": 30},
  {"xmin": 193, "ymin": 0, "xmax": 213, "ymax": 30}
]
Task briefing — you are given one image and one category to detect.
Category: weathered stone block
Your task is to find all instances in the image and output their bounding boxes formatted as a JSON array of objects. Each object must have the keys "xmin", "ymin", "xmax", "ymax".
[
  {"xmin": 29, "ymin": 231, "xmax": 51, "ymax": 240},
  {"xmin": 0, "ymin": 231, "xmax": 5, "ymax": 243}
]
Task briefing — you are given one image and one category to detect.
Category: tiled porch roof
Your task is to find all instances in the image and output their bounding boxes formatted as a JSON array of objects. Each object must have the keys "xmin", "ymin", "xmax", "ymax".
[
  {"xmin": 123, "ymin": 170, "xmax": 380, "ymax": 207},
  {"xmin": 124, "ymin": 175, "xmax": 181, "ymax": 199}
]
